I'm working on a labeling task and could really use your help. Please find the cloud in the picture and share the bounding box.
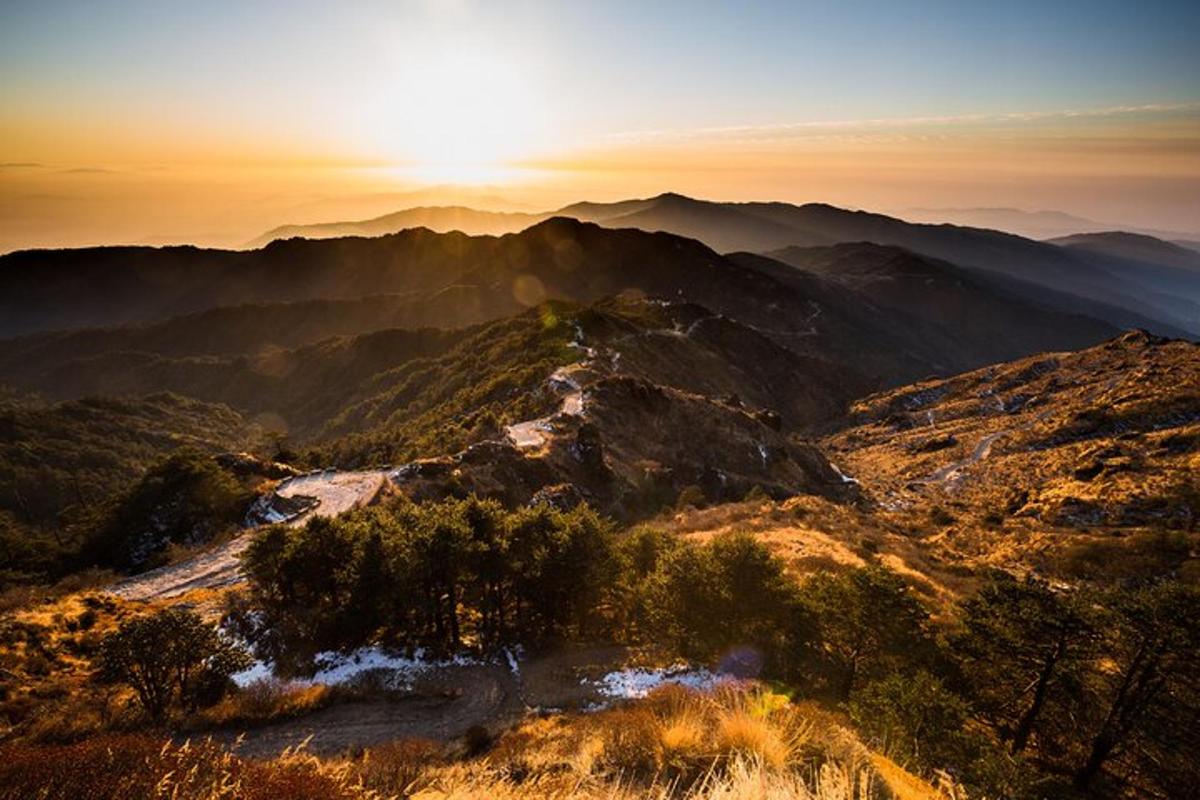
[606,102,1200,145]
[0,162,45,169]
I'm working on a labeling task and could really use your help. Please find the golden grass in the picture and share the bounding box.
[869,754,955,800]
[478,685,883,797]
[0,686,957,800]
[186,679,336,729]
[716,710,795,770]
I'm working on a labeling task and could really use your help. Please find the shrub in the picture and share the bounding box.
[849,671,969,770]
[85,449,250,571]
[676,485,707,510]
[94,607,251,721]
[645,531,800,668]
[191,679,334,728]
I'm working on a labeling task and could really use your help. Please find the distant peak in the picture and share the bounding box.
[524,215,590,235]
[651,191,702,205]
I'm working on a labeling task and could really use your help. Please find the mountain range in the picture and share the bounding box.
[895,206,1200,242]
[4,191,1198,799]
[1,197,1194,557]
[234,193,1200,337]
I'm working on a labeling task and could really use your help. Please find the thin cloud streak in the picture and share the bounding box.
[606,103,1200,145]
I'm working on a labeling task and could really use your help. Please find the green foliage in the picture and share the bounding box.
[796,563,932,699]
[0,392,253,585]
[675,485,707,510]
[1070,580,1200,794]
[851,670,1034,798]
[240,496,621,664]
[949,576,1200,797]
[850,670,969,769]
[85,449,250,570]
[953,574,1095,754]
[643,532,799,668]
[95,608,251,721]
[310,308,578,466]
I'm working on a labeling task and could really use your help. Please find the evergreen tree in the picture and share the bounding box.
[954,574,1095,753]
[1074,581,1200,793]
[798,563,930,699]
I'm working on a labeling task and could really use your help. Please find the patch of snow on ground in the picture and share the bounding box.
[829,462,859,485]
[503,647,522,677]
[593,665,724,700]
[233,646,483,690]
[232,659,274,687]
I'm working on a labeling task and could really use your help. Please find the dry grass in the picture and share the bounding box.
[0,686,957,800]
[480,685,879,796]
[185,679,337,730]
[0,734,368,800]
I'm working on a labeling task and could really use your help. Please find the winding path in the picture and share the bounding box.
[917,376,1121,487]
[505,364,588,450]
[108,470,388,601]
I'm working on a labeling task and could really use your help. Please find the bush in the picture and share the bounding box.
[95,607,251,721]
[850,670,969,769]
[643,531,800,670]
[190,679,334,729]
[85,449,249,571]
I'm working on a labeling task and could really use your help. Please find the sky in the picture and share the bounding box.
[2,0,1199,251]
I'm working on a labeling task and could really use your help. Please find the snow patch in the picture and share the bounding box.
[591,665,724,701]
[829,462,859,485]
[504,646,522,677]
[233,646,483,690]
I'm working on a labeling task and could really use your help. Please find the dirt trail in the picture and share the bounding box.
[220,664,521,758]
[919,376,1121,487]
[109,470,388,601]
[216,645,632,758]
[924,429,1011,484]
[505,364,589,450]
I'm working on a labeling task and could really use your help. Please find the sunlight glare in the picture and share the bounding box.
[380,46,552,184]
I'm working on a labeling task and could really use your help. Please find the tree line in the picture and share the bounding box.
[234,495,1199,797]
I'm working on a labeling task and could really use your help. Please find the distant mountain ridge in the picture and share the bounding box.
[1049,231,1200,273]
[230,193,1200,336]
[0,219,1116,396]
[896,206,1200,241]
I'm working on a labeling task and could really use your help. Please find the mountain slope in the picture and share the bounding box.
[0,391,256,530]
[761,242,1117,370]
[898,207,1200,241]
[244,206,547,249]
[823,330,1200,580]
[1049,231,1200,273]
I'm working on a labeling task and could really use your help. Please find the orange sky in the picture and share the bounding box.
[2,2,1198,252]
[4,104,1198,253]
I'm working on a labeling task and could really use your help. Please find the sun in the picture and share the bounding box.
[378,46,552,184]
